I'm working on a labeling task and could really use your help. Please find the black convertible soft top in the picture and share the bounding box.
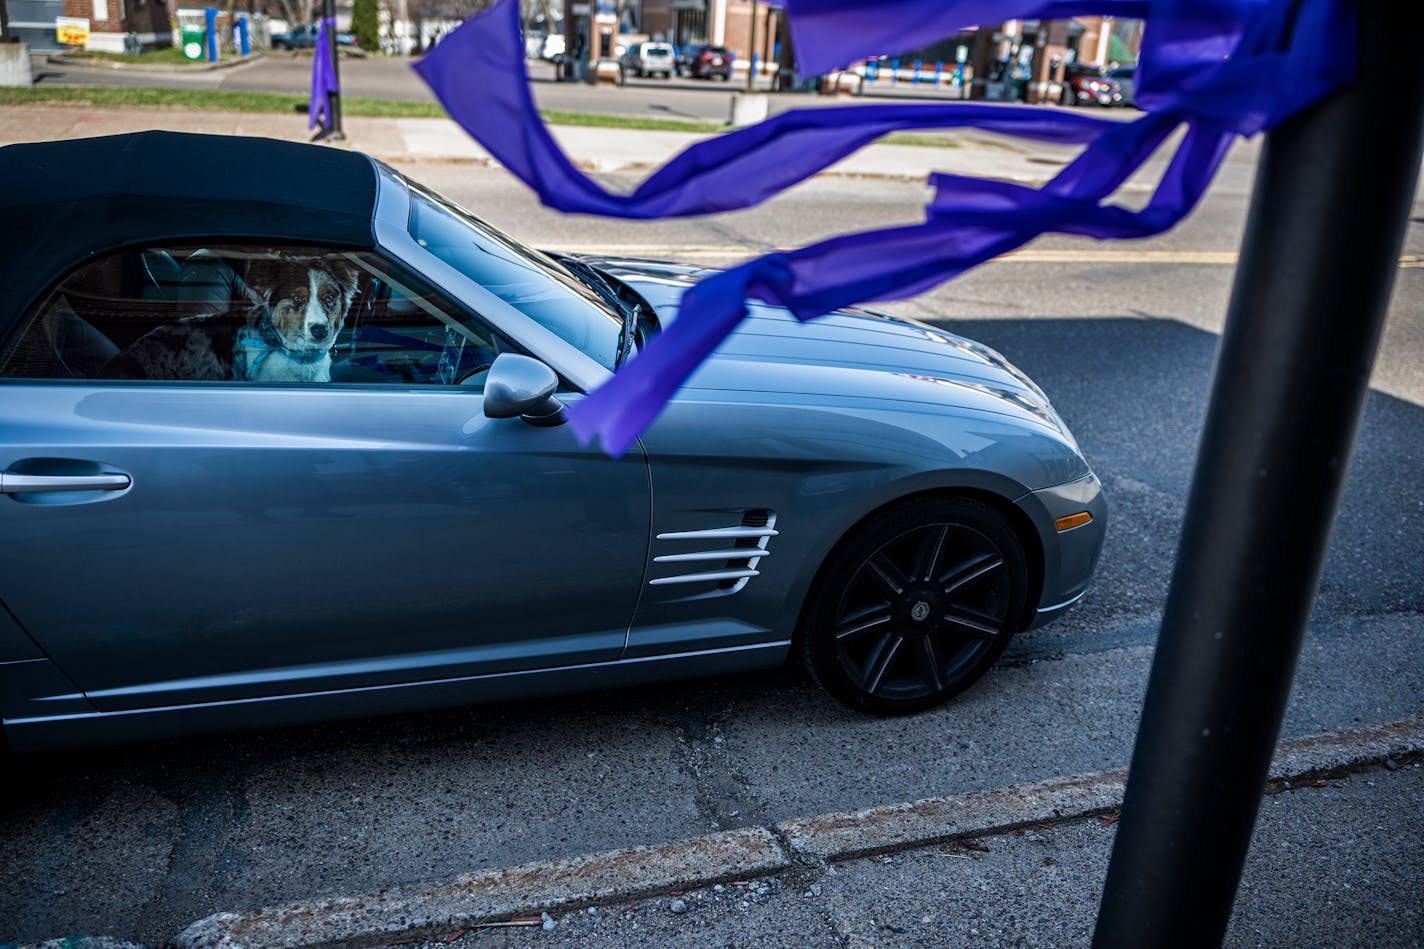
[0,131,379,336]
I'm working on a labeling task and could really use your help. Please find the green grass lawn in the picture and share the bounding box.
[61,46,209,66]
[0,85,962,145]
[0,86,721,128]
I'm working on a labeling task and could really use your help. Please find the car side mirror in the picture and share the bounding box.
[482,353,567,427]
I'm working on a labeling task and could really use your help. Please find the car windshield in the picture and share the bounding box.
[404,178,624,369]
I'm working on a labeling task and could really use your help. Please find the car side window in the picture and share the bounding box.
[0,245,504,388]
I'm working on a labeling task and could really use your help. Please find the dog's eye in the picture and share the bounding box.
[321,289,337,305]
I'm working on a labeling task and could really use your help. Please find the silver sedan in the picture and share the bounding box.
[0,132,1104,751]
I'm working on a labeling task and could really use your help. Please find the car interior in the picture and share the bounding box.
[0,245,502,387]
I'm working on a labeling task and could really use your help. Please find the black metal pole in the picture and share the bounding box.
[324,0,344,141]
[746,0,759,92]
[1094,5,1424,945]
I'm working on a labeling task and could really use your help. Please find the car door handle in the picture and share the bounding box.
[0,472,132,494]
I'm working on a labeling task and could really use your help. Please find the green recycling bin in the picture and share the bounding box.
[180,25,205,61]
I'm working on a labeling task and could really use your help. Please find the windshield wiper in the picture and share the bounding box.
[613,300,642,368]
[554,255,642,367]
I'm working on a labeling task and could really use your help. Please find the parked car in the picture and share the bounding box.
[1063,62,1122,106]
[619,41,675,78]
[677,43,733,80]
[524,31,566,61]
[0,132,1105,751]
[269,23,358,50]
[1108,64,1137,107]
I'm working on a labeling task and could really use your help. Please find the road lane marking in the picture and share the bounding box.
[548,245,1423,268]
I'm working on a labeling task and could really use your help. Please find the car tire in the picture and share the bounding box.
[800,495,1029,716]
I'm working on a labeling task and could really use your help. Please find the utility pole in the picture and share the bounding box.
[745,0,757,91]
[1093,3,1424,944]
[318,0,344,140]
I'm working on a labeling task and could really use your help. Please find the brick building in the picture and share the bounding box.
[802,12,1142,102]
[59,0,172,52]
[566,3,1141,96]
[971,15,1142,103]
[629,0,782,77]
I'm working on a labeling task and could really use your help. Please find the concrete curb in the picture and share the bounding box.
[776,768,1128,862]
[45,53,262,73]
[174,828,790,949]
[29,717,1424,949]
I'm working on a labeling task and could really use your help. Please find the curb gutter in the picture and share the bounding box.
[176,828,789,949]
[45,54,263,74]
[25,716,1424,949]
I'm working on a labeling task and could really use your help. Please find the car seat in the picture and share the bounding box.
[176,250,253,314]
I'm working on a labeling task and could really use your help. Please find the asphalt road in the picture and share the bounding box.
[405,762,1424,949]
[29,53,1126,124]
[2,137,1421,943]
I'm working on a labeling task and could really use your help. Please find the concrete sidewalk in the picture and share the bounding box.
[0,102,1082,185]
[419,760,1423,949]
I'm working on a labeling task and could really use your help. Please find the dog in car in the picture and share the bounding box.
[105,253,361,383]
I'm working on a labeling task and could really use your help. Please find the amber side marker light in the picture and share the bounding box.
[1055,512,1093,532]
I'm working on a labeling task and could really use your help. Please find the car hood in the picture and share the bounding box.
[582,256,1074,438]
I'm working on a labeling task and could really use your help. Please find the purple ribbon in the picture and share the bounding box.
[415,0,1354,456]
[413,0,1118,219]
[308,17,338,131]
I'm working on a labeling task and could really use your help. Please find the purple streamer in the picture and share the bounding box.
[413,0,1117,219]
[308,17,338,132]
[573,114,1239,454]
[782,0,1151,77]
[414,0,1354,456]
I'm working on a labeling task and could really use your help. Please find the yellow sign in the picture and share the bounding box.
[56,16,91,46]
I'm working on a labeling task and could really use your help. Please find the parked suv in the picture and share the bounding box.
[1108,64,1137,107]
[620,42,675,78]
[269,23,358,50]
[1063,62,1122,106]
[677,44,733,80]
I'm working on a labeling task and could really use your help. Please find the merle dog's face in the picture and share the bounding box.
[250,256,360,355]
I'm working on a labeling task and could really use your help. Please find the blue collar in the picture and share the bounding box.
[238,315,328,379]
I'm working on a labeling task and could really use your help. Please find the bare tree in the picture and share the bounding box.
[270,0,316,28]
[521,0,557,32]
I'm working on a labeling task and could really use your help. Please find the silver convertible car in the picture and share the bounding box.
[0,133,1104,751]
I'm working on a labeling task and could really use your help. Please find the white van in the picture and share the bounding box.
[620,41,674,78]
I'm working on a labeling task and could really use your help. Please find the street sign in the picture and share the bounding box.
[570,3,590,14]
[55,17,90,46]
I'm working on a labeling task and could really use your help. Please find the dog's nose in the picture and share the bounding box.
[310,323,330,341]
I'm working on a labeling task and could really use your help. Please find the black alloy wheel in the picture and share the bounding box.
[802,496,1028,715]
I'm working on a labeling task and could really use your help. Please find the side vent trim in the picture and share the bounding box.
[649,568,760,586]
[649,512,778,595]
[655,550,774,564]
[655,527,779,541]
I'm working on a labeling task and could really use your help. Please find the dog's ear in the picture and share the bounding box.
[242,257,278,307]
[328,259,364,304]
